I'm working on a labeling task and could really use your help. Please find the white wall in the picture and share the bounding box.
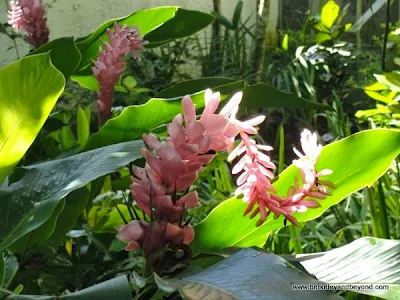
[0,0,255,67]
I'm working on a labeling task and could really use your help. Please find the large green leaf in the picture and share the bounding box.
[241,83,333,111]
[83,80,331,151]
[155,77,236,98]
[83,81,246,151]
[7,276,131,300]
[0,54,65,186]
[0,140,143,251]
[75,7,176,71]
[286,237,400,299]
[8,199,66,253]
[191,129,400,254]
[144,8,214,46]
[30,37,82,79]
[49,187,90,245]
[75,7,213,72]
[155,248,342,299]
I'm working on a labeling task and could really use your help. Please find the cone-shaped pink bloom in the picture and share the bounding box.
[117,220,194,254]
[8,0,49,47]
[92,23,148,125]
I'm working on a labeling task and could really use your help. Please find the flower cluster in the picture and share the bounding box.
[229,128,334,226]
[117,89,334,274]
[8,0,49,47]
[117,90,267,272]
[92,23,148,125]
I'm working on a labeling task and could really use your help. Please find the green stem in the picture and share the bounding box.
[377,179,390,239]
[366,187,383,238]
[0,287,16,295]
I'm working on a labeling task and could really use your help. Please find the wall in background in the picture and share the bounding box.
[0,0,255,67]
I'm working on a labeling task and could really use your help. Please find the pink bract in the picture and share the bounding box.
[92,23,148,125]
[8,0,49,47]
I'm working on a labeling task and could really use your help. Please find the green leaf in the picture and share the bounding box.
[92,205,139,233]
[122,76,137,89]
[365,81,389,91]
[84,81,331,151]
[191,129,400,254]
[241,83,333,111]
[76,7,177,70]
[286,237,400,299]
[8,199,66,253]
[0,54,65,185]
[83,80,246,151]
[6,276,132,299]
[77,106,91,148]
[70,74,99,91]
[364,90,397,104]
[2,254,18,289]
[156,248,342,299]
[0,252,4,288]
[30,37,82,80]
[231,0,243,29]
[384,72,400,88]
[144,8,214,46]
[282,34,289,51]
[155,77,236,98]
[76,7,213,71]
[49,187,90,245]
[320,0,340,29]
[0,140,143,251]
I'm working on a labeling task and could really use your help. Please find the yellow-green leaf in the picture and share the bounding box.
[0,54,65,185]
[321,0,340,29]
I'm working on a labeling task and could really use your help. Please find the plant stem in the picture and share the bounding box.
[381,0,391,72]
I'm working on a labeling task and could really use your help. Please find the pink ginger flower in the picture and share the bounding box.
[8,0,49,47]
[117,220,194,254]
[124,90,265,257]
[228,117,335,225]
[278,130,335,221]
[92,23,148,125]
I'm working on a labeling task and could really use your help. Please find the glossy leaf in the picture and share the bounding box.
[191,129,400,254]
[30,37,82,79]
[76,7,176,70]
[76,7,213,71]
[83,81,246,151]
[155,77,236,98]
[0,252,4,288]
[2,254,18,289]
[0,140,143,251]
[7,276,132,300]
[84,80,331,151]
[8,199,66,253]
[156,248,342,299]
[77,106,91,149]
[286,237,400,299]
[241,83,333,111]
[0,54,65,186]
[49,187,90,245]
[320,0,340,29]
[144,9,214,46]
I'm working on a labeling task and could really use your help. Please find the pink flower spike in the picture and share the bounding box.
[92,23,147,125]
[8,0,50,47]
